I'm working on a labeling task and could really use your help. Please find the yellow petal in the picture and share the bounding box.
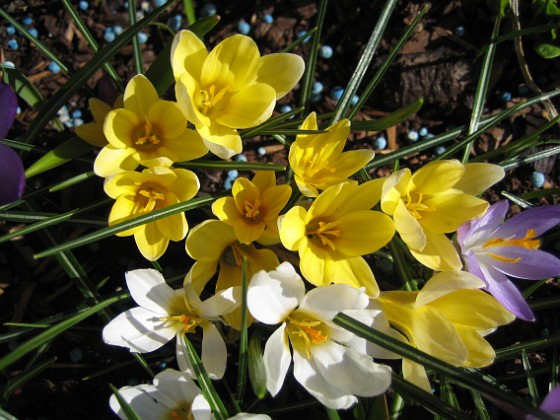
[279,206,307,250]
[393,199,426,251]
[134,222,169,261]
[232,177,260,214]
[186,220,237,261]
[256,53,305,99]
[402,359,432,392]
[108,196,142,236]
[161,129,208,162]
[333,178,384,217]
[409,231,462,271]
[455,326,497,368]
[156,206,188,242]
[335,210,395,255]
[416,271,485,306]
[124,74,159,118]
[251,170,275,193]
[381,168,411,215]
[171,30,208,80]
[103,171,141,199]
[453,163,505,196]
[212,197,240,224]
[93,146,137,177]
[299,240,332,286]
[300,111,318,131]
[420,193,489,234]
[333,256,379,298]
[233,219,265,244]
[175,74,207,126]
[198,123,242,159]
[148,100,187,139]
[260,184,291,219]
[215,83,276,129]
[75,122,106,147]
[409,160,464,194]
[89,97,112,122]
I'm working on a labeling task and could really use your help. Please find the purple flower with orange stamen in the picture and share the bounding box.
[457,200,560,321]
[0,82,25,205]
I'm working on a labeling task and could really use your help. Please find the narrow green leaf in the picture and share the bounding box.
[500,145,560,170]
[189,14,221,38]
[247,329,267,399]
[522,349,540,405]
[127,0,143,74]
[183,0,196,25]
[176,160,285,171]
[0,295,125,370]
[235,256,250,403]
[470,389,491,420]
[1,66,44,109]
[351,99,423,132]
[0,407,18,420]
[25,137,95,178]
[49,171,98,192]
[3,357,57,400]
[34,194,220,258]
[109,384,142,420]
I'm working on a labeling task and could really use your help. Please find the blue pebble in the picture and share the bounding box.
[330,86,344,101]
[227,169,239,179]
[16,106,21,114]
[374,136,387,150]
[200,2,217,16]
[419,127,428,137]
[319,45,333,59]
[312,81,323,94]
[435,145,446,155]
[28,28,38,38]
[238,20,251,35]
[79,0,89,10]
[104,28,116,42]
[351,94,359,106]
[280,104,292,113]
[167,14,182,31]
[455,26,465,36]
[531,171,545,188]
[22,16,33,26]
[2,60,15,68]
[72,109,83,119]
[153,0,167,7]
[234,154,248,162]
[48,62,61,74]
[296,30,311,43]
[73,118,84,126]
[6,25,16,36]
[159,361,168,369]
[7,39,19,51]
[113,25,123,35]
[224,177,233,190]
[137,32,149,44]
[69,347,83,362]
[500,91,512,102]
[257,147,267,156]
[264,14,273,24]
[425,133,434,139]
[407,130,419,142]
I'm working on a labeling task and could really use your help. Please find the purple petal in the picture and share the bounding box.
[479,261,535,321]
[465,251,488,286]
[0,83,18,140]
[0,144,25,204]
[540,384,560,414]
[489,247,560,280]
[496,205,560,239]
[457,200,509,249]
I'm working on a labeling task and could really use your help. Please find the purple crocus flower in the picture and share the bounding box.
[527,384,560,419]
[0,82,25,205]
[457,200,560,321]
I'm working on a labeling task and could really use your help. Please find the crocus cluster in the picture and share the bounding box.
[88,28,560,418]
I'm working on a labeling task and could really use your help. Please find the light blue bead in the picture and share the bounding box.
[500,91,512,102]
[238,20,251,35]
[234,154,248,162]
[296,30,311,42]
[264,14,273,23]
[312,81,323,94]
[113,25,123,35]
[73,118,84,126]
[407,130,419,142]
[455,26,465,36]
[79,0,89,10]
[201,2,217,16]
[425,133,434,139]
[351,94,359,106]
[319,45,333,59]
[330,86,344,101]
[227,169,239,179]
[72,109,82,119]
[2,60,15,68]
[104,28,116,43]
[280,104,292,113]
[224,178,233,190]
[374,136,387,150]
[435,145,446,155]
[6,25,16,36]
[28,28,38,38]
[531,171,545,188]
[22,16,33,26]
[48,62,61,73]
[7,39,19,51]
[257,147,267,156]
[419,127,428,137]
[137,32,149,44]
[69,347,83,362]
[167,15,182,31]
[153,0,167,7]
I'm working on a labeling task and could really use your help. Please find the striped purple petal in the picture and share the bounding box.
[0,82,17,140]
[495,205,560,239]
[489,247,560,280]
[0,144,25,204]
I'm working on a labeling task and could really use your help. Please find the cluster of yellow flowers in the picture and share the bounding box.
[80,29,521,410]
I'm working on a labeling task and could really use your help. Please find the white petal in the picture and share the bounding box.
[125,269,178,314]
[263,323,292,396]
[196,286,241,318]
[299,284,369,321]
[228,414,271,420]
[176,334,195,377]
[310,341,392,398]
[109,385,169,419]
[201,321,228,379]
[247,263,304,324]
[154,369,207,414]
[292,349,357,409]
[102,307,178,352]
[192,394,213,420]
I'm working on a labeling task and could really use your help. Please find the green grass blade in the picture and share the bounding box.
[247,329,267,399]
[24,0,176,145]
[470,389,491,420]
[521,349,540,406]
[3,356,57,400]
[351,99,424,132]
[330,0,399,124]
[183,0,196,25]
[0,295,126,370]
[176,160,285,171]
[235,256,250,403]
[49,171,97,192]
[501,145,560,171]
[127,0,143,74]
[33,194,220,258]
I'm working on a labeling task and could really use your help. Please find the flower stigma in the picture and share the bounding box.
[243,199,262,222]
[307,220,341,250]
[286,313,329,359]
[136,118,161,147]
[482,228,540,263]
[199,84,230,115]
[161,314,198,333]
[138,187,165,212]
[405,192,435,219]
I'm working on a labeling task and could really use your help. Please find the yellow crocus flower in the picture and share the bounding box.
[75,96,122,147]
[94,74,208,177]
[172,30,305,159]
[279,180,394,297]
[378,270,515,391]
[105,166,200,261]
[211,171,291,245]
[380,160,504,271]
[289,112,375,197]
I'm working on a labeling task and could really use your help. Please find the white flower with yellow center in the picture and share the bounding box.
[102,269,240,379]
[247,262,392,409]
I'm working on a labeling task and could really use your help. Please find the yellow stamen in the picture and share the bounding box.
[486,253,521,263]
[136,119,161,146]
[287,316,329,359]
[200,84,229,115]
[307,220,341,251]
[161,314,198,332]
[138,188,165,212]
[405,192,435,219]
[482,228,540,264]
[244,199,261,222]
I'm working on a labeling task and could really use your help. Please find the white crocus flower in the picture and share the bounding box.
[109,369,211,420]
[103,269,240,379]
[247,262,392,409]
